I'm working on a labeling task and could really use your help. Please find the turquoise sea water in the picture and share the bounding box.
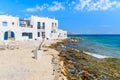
[68,35,120,58]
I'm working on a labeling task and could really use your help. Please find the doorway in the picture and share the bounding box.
[4,31,15,40]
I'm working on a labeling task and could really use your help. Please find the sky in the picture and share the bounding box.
[0,0,120,34]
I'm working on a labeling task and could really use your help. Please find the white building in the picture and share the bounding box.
[0,15,67,41]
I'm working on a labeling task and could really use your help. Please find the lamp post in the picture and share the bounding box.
[38,35,45,50]
[34,34,45,60]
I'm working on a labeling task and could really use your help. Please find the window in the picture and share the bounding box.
[2,21,8,26]
[38,32,40,37]
[42,32,45,38]
[37,22,41,29]
[27,21,30,26]
[54,30,56,33]
[42,22,45,29]
[22,33,28,36]
[64,33,66,36]
[28,33,33,39]
[12,22,14,25]
[55,23,57,27]
[52,22,54,27]
[19,21,23,27]
[22,32,33,39]
[51,30,55,33]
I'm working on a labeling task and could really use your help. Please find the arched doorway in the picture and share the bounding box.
[4,31,15,40]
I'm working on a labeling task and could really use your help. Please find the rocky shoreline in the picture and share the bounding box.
[50,39,120,80]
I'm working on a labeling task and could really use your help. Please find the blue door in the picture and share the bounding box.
[4,32,8,40]
[11,32,15,38]
[4,31,15,40]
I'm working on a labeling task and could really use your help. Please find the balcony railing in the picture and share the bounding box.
[37,26,45,29]
[20,24,33,28]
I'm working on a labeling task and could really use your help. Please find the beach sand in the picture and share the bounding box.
[0,39,60,80]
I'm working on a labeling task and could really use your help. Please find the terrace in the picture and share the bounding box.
[19,19,33,28]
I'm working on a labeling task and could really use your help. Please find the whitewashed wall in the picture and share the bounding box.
[30,16,58,39]
[0,15,22,41]
[0,15,67,41]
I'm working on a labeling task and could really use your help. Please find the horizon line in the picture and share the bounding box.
[68,34,120,35]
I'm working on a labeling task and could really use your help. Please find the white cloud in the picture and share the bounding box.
[48,2,65,11]
[26,8,35,12]
[26,4,49,12]
[74,0,91,10]
[74,0,120,11]
[116,2,120,8]
[25,0,120,12]
[26,2,65,12]
[71,1,76,5]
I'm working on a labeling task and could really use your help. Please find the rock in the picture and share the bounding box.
[68,69,75,74]
[50,38,120,80]
[82,71,90,79]
[94,73,100,78]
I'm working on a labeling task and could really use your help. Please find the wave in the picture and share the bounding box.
[83,51,108,59]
